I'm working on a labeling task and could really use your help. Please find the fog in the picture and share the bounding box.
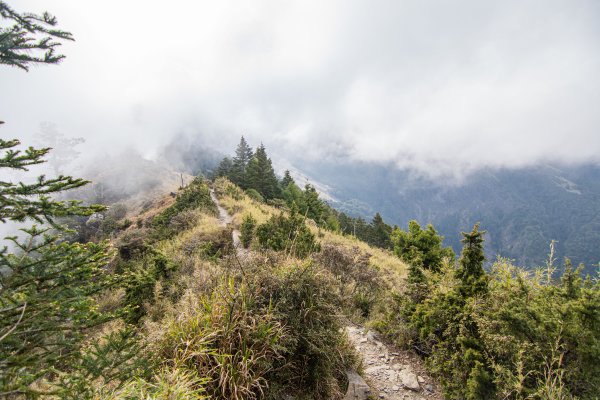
[2,0,600,179]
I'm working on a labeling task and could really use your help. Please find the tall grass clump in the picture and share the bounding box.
[147,258,358,400]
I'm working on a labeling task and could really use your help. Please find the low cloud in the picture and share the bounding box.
[2,0,599,179]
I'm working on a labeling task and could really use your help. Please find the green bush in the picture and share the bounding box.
[240,214,256,248]
[382,226,600,399]
[245,188,264,202]
[391,220,455,272]
[255,207,320,258]
[123,248,178,323]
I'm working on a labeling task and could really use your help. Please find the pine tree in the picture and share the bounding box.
[302,184,325,223]
[230,136,253,188]
[369,213,393,249]
[246,144,280,200]
[0,1,74,70]
[280,170,295,188]
[214,156,233,178]
[455,223,488,298]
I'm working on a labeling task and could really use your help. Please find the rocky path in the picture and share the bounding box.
[345,325,442,400]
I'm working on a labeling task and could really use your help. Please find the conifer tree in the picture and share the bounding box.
[0,6,132,395]
[280,169,295,188]
[369,213,393,249]
[230,136,253,188]
[455,223,488,298]
[246,144,280,200]
[302,184,325,222]
[214,156,233,178]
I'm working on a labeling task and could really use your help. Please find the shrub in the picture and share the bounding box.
[384,226,600,399]
[240,214,256,248]
[152,178,216,239]
[255,207,320,258]
[391,220,454,272]
[245,188,264,203]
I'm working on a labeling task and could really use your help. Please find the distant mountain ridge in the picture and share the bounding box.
[295,160,600,275]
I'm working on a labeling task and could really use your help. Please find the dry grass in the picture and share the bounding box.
[214,177,408,289]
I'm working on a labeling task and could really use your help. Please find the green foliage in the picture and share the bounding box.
[392,220,455,272]
[54,326,152,399]
[368,213,393,249]
[455,224,488,298]
[123,248,178,323]
[246,144,281,200]
[214,156,233,179]
[245,188,264,203]
[255,206,320,258]
[0,133,123,397]
[0,228,116,396]
[230,136,254,189]
[240,214,256,248]
[280,169,295,188]
[0,1,74,70]
[336,211,394,249]
[382,225,600,399]
[152,177,216,239]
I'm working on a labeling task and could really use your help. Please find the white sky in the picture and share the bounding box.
[2,0,599,178]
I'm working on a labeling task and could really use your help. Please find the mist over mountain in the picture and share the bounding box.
[294,159,600,274]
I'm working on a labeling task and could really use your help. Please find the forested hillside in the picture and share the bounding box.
[297,160,600,275]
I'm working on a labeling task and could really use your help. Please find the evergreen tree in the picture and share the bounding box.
[230,136,253,188]
[302,184,325,223]
[455,223,488,298]
[246,144,280,200]
[0,140,116,396]
[392,220,454,271]
[369,213,393,249]
[0,1,74,70]
[280,169,295,188]
[0,8,136,395]
[214,156,233,178]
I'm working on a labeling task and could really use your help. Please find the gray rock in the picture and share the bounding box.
[344,370,371,400]
[398,370,421,391]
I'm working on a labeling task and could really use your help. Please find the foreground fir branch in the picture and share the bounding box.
[0,1,73,70]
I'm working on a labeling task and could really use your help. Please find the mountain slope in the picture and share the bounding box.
[296,161,600,274]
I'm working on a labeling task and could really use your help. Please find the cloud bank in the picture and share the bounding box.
[2,0,599,178]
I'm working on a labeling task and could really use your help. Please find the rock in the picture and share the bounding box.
[344,370,371,400]
[425,384,434,392]
[398,370,421,391]
[417,375,425,383]
[392,385,400,391]
[379,393,385,398]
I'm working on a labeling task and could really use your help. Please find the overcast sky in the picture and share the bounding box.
[2,0,599,178]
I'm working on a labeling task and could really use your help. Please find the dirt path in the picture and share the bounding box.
[210,188,241,249]
[209,188,441,399]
